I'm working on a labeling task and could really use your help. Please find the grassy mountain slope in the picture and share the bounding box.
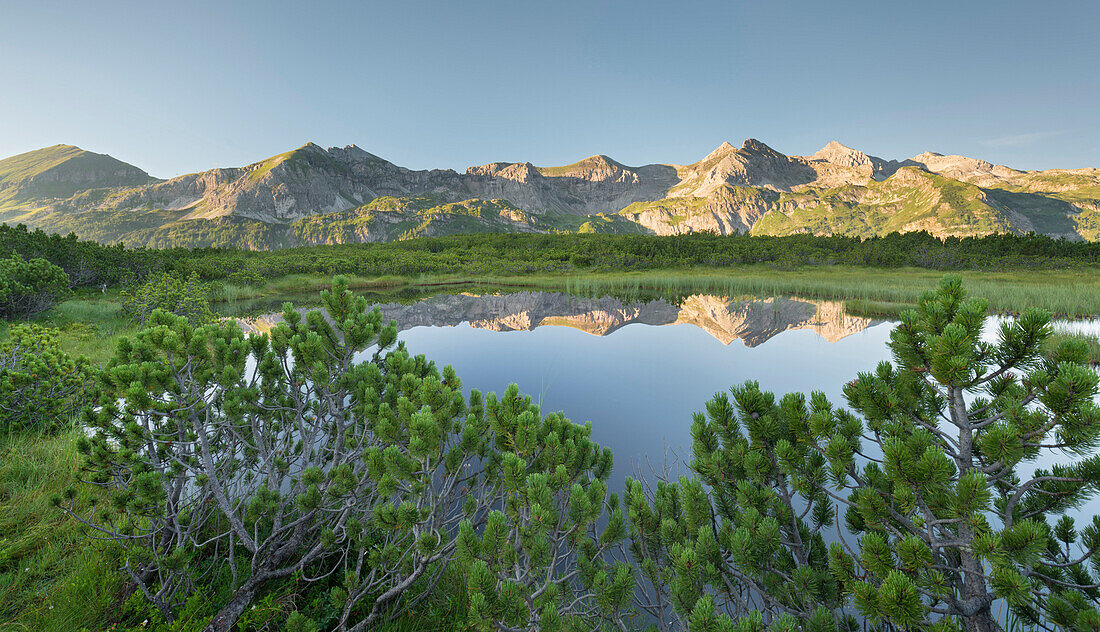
[119,196,548,249]
[0,145,155,209]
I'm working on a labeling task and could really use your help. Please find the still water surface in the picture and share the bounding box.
[391,299,890,484]
[241,290,1100,494]
[256,291,1090,491]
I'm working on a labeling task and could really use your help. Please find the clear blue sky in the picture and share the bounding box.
[1,0,1096,178]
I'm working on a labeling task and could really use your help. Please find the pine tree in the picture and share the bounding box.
[455,384,633,632]
[812,276,1100,631]
[624,386,856,631]
[62,278,500,631]
[0,324,91,432]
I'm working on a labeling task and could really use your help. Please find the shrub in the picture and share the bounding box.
[0,325,91,432]
[0,253,71,319]
[66,278,626,632]
[120,271,218,326]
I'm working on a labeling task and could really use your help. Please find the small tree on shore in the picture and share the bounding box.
[455,384,632,632]
[120,271,218,326]
[66,278,476,630]
[811,276,1100,631]
[0,253,71,319]
[63,277,629,632]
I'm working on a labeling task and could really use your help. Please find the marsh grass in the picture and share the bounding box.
[0,429,121,632]
[31,297,136,365]
[213,273,410,303]
[207,265,1100,318]
[516,266,1100,318]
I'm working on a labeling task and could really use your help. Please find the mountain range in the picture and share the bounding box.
[1,139,1097,248]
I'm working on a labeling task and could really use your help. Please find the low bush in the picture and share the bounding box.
[0,324,91,432]
[120,271,219,326]
[0,253,71,319]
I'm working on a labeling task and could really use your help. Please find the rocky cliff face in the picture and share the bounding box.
[84,143,473,222]
[464,155,678,214]
[3,138,1099,245]
[238,291,881,347]
[671,139,821,196]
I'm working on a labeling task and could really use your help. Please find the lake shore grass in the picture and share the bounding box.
[4,265,1098,363]
[213,265,1100,319]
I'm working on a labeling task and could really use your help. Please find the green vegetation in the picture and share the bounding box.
[838,279,1100,630]
[120,272,219,326]
[0,224,158,287]
[5,293,136,365]
[0,325,91,433]
[0,429,122,632]
[1,277,1097,631]
[1045,330,1100,366]
[4,226,1100,630]
[0,254,71,319]
[11,227,1100,283]
[68,279,627,631]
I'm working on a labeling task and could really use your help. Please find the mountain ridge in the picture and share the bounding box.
[1,138,1097,248]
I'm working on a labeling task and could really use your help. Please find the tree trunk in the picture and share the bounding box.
[950,386,1005,632]
[963,608,1005,632]
[203,576,263,632]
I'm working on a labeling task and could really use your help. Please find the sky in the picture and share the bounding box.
[0,0,1097,178]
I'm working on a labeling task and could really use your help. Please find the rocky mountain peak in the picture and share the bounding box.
[740,138,780,155]
[905,151,1020,180]
[811,141,874,167]
[326,144,386,164]
[465,161,541,183]
[587,154,620,168]
[702,141,736,162]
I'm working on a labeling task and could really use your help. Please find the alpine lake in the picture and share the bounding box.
[226,286,1100,507]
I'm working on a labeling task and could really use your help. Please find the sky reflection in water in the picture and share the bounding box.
[391,305,896,487]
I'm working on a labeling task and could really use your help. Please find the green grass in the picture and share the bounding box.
[0,429,122,632]
[385,266,1100,319]
[212,266,1100,319]
[9,293,136,365]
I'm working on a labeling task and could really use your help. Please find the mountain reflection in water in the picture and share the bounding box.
[236,292,1099,518]
[240,291,880,347]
